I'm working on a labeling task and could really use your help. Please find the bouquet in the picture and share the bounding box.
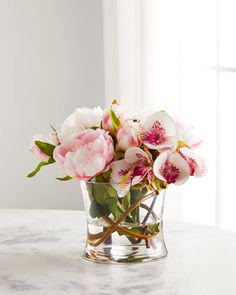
[28,99,206,262]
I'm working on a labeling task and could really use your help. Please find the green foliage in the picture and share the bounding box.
[27,161,51,178]
[104,197,117,218]
[56,176,72,181]
[35,141,56,158]
[129,227,142,235]
[147,223,160,234]
[112,98,118,105]
[110,108,121,131]
[89,200,109,218]
[130,188,147,221]
[114,150,125,159]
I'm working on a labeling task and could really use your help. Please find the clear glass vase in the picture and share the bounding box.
[80,181,167,263]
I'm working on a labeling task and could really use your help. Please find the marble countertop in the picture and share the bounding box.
[0,210,235,295]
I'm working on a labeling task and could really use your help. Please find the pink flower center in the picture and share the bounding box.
[160,161,180,183]
[133,166,146,177]
[141,121,166,146]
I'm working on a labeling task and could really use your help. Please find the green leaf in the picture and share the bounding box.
[95,169,111,183]
[56,175,72,181]
[110,108,121,131]
[89,200,108,218]
[35,141,56,158]
[122,192,131,211]
[114,150,125,159]
[27,161,49,178]
[107,186,118,198]
[129,227,142,235]
[147,223,160,234]
[91,183,110,205]
[112,98,119,105]
[104,197,117,218]
[130,187,147,221]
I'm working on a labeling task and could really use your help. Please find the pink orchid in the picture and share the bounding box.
[53,129,114,180]
[153,151,190,185]
[140,111,177,151]
[176,120,202,149]
[110,147,150,197]
[178,147,207,177]
[30,132,59,162]
[116,120,140,151]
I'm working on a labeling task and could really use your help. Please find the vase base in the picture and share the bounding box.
[83,237,168,264]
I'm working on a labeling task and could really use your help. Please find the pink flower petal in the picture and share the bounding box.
[124,147,148,164]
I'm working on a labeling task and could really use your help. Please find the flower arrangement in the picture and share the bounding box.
[28,100,206,262]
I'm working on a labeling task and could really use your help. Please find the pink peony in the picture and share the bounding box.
[53,129,114,180]
[30,132,59,162]
[116,120,140,151]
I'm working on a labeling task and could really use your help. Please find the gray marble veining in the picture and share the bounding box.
[0,209,235,295]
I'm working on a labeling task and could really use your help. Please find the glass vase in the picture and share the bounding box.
[80,181,167,263]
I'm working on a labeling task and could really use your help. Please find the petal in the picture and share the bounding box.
[125,147,148,164]
[179,147,207,177]
[142,111,177,136]
[110,179,131,198]
[153,152,169,182]
[168,152,190,185]
[110,159,133,183]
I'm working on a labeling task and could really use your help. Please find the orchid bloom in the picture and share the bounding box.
[140,111,177,151]
[110,147,150,197]
[178,147,207,177]
[153,151,190,185]
[176,120,202,149]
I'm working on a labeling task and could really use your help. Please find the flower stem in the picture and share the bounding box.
[90,191,158,247]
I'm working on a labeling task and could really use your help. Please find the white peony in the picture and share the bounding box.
[59,107,103,142]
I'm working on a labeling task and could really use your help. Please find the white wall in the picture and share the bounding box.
[0,0,105,209]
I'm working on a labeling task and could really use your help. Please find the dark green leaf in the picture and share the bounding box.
[104,197,117,218]
[56,175,72,181]
[95,169,111,183]
[27,161,48,178]
[114,150,125,159]
[91,183,109,205]
[35,141,56,158]
[89,200,108,218]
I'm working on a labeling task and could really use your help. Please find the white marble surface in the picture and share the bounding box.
[0,210,235,295]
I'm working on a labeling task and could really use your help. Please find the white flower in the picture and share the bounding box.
[153,151,190,185]
[59,107,103,142]
[140,111,177,151]
[176,120,202,149]
[110,147,150,197]
[179,147,207,177]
